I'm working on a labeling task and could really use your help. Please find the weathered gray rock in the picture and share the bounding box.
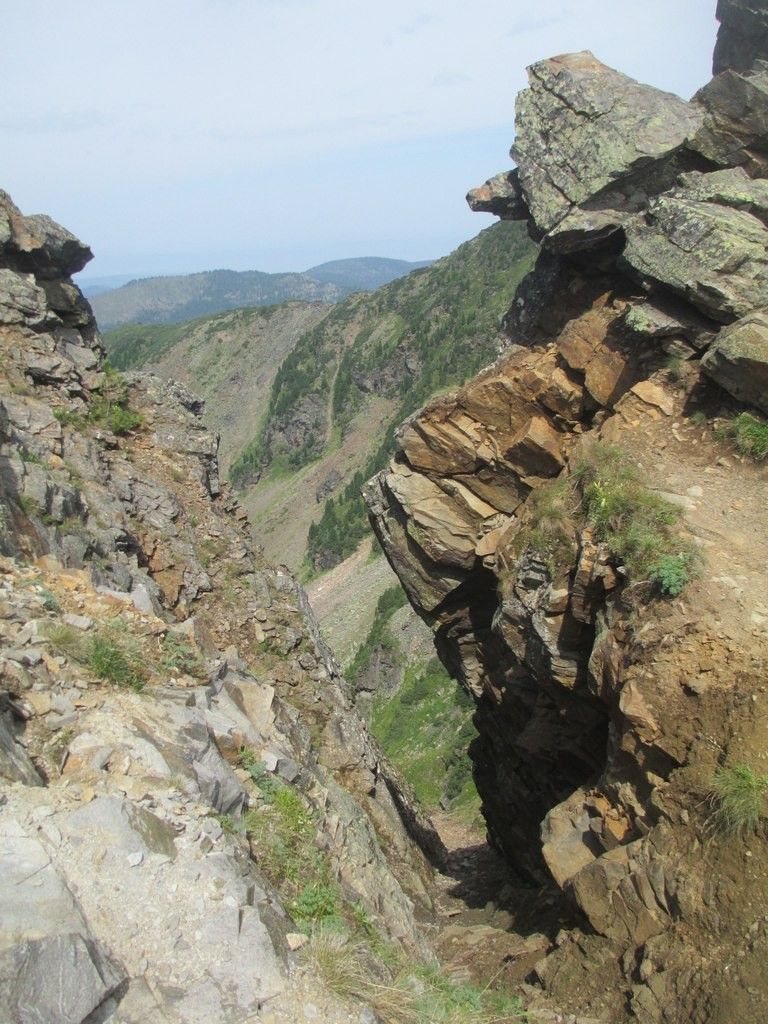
[0,269,52,330]
[701,308,768,412]
[466,170,529,219]
[0,819,86,948]
[63,797,178,859]
[0,714,42,785]
[0,191,92,279]
[0,933,125,1024]
[713,0,768,76]
[622,168,768,322]
[692,61,768,171]
[623,295,717,350]
[511,51,704,237]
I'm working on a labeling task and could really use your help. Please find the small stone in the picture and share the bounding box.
[63,612,93,630]
[6,648,43,667]
[45,710,77,731]
[200,817,223,841]
[127,851,144,867]
[51,693,75,715]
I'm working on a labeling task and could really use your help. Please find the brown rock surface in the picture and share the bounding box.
[367,22,768,1024]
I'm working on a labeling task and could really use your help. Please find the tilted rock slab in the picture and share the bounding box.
[622,167,768,322]
[511,51,704,237]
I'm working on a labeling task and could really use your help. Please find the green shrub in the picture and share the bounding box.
[575,444,696,590]
[710,763,768,837]
[87,634,145,691]
[53,407,86,429]
[648,552,694,597]
[106,404,143,435]
[719,412,768,461]
[238,748,281,799]
[38,587,61,613]
[88,397,143,435]
[160,633,206,677]
[290,882,339,926]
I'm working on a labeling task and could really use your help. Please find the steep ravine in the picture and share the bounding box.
[366,6,768,1023]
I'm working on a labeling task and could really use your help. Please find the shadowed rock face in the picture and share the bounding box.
[713,0,768,76]
[367,23,768,1024]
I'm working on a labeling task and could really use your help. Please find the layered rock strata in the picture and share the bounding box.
[368,26,768,1024]
[0,190,444,1024]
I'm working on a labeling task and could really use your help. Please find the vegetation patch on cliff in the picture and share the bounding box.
[518,444,698,597]
[576,444,697,595]
[371,655,479,815]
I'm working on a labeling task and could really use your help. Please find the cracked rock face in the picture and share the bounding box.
[621,168,768,322]
[713,0,768,76]
[511,51,705,238]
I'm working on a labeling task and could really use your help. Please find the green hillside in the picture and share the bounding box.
[91,257,431,331]
[230,220,536,571]
[103,302,332,478]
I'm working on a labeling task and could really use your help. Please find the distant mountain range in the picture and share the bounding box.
[88,256,432,330]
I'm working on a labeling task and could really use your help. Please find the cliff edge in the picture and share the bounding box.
[366,14,768,1024]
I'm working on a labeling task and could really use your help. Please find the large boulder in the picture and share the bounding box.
[701,308,768,412]
[0,191,92,279]
[713,0,768,76]
[510,52,704,238]
[692,61,768,172]
[622,168,768,322]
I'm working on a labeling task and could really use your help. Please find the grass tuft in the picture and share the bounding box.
[302,925,527,1022]
[710,763,768,838]
[575,444,697,594]
[716,411,768,461]
[45,620,146,691]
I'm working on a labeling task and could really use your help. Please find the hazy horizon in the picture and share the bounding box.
[4,1,718,279]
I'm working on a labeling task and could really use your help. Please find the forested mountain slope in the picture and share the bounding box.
[92,256,431,330]
[232,219,536,573]
[105,301,331,476]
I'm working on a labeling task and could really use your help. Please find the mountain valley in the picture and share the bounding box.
[2,2,768,1022]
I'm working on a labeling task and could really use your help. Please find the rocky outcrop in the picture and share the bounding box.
[701,307,768,411]
[510,52,705,242]
[0,189,448,1023]
[367,22,768,1024]
[713,0,768,76]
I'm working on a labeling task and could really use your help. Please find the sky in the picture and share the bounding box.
[2,1,718,280]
